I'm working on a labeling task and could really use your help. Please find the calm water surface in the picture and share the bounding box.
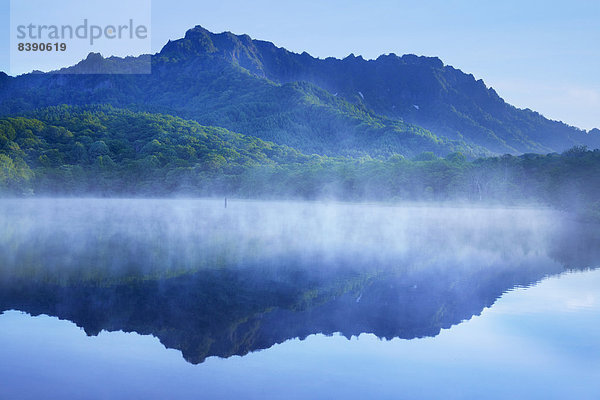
[0,199,599,399]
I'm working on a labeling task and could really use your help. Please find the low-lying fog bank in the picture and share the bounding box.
[0,198,597,282]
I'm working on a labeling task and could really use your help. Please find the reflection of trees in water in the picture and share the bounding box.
[1,201,599,364]
[1,219,598,365]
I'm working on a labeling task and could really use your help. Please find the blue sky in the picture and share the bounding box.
[1,0,598,129]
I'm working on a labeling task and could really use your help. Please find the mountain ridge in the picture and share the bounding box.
[0,51,478,158]
[157,25,599,154]
[1,25,598,157]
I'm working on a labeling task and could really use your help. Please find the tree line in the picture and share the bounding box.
[1,105,598,220]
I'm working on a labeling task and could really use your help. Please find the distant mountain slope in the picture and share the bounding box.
[1,25,598,156]
[0,54,475,159]
[159,26,600,154]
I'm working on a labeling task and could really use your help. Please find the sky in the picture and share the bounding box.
[1,0,598,129]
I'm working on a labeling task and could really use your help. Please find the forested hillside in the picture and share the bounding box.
[159,26,600,154]
[0,54,475,159]
[0,105,308,194]
[2,26,598,159]
[1,106,598,221]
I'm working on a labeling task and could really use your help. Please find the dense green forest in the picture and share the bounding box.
[1,105,598,220]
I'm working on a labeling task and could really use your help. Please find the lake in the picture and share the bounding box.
[1,199,599,399]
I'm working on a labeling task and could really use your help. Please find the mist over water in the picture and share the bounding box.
[0,198,578,282]
[0,198,599,366]
[1,197,600,400]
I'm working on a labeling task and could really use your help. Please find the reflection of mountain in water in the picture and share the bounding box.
[0,200,599,364]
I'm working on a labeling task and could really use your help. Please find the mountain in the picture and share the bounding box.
[3,26,598,157]
[158,26,600,154]
[0,53,476,159]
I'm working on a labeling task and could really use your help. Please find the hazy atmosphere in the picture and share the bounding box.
[1,0,599,129]
[1,1,599,398]
[1,199,599,398]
